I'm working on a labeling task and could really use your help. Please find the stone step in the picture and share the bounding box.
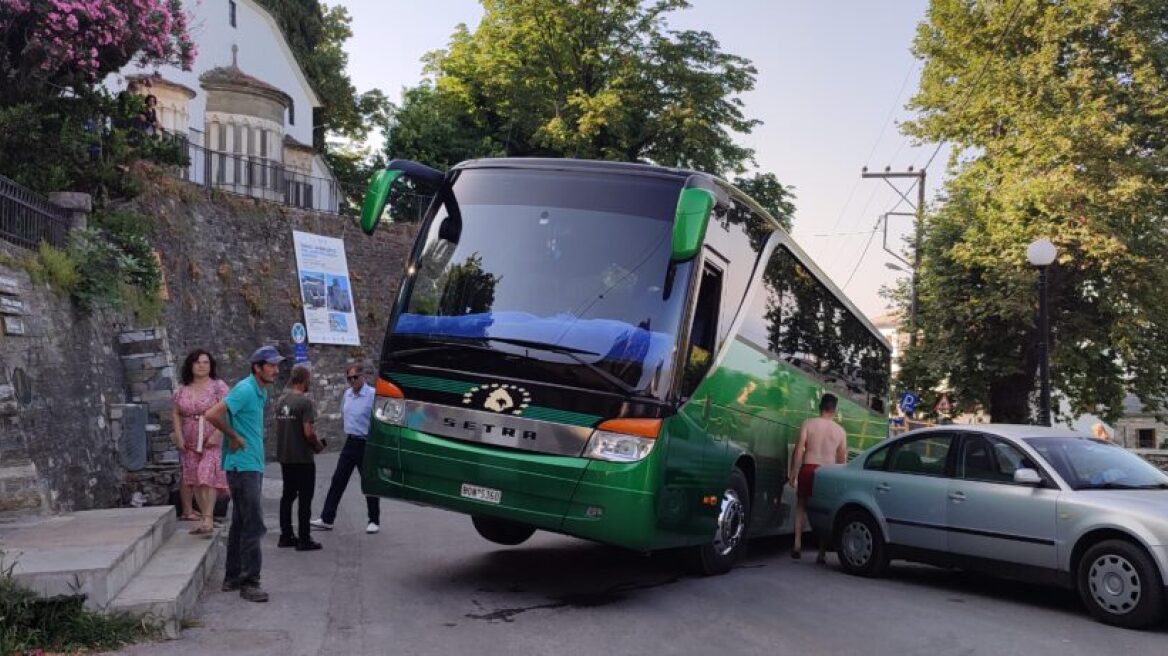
[2,506,175,610]
[109,524,224,638]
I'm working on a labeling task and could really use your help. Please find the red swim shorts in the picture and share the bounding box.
[797,463,820,499]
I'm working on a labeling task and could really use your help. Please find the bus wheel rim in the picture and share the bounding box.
[842,520,873,566]
[1088,554,1141,615]
[712,488,745,557]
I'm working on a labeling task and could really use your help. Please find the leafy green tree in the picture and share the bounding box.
[899,0,1168,423]
[734,173,795,231]
[388,0,763,176]
[256,1,391,145]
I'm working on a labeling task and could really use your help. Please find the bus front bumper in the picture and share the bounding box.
[362,424,663,552]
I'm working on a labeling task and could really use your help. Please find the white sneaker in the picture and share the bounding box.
[310,518,333,531]
[365,522,380,534]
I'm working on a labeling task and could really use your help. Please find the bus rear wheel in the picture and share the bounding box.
[472,515,536,546]
[689,467,750,576]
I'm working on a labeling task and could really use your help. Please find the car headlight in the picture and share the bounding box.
[374,397,406,426]
[584,430,656,463]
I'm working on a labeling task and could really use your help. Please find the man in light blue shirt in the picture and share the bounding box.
[312,364,381,534]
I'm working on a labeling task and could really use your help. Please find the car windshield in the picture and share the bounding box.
[1024,436,1168,490]
[386,167,690,399]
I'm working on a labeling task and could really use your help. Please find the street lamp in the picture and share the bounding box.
[1027,238,1057,426]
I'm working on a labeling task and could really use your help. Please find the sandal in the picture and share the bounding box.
[189,525,214,536]
[180,513,201,521]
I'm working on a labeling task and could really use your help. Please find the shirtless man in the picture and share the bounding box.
[787,393,847,563]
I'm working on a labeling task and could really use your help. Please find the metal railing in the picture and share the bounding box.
[166,137,342,214]
[0,174,71,250]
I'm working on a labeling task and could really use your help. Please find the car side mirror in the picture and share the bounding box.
[1014,468,1042,485]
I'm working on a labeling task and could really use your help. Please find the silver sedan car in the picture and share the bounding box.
[808,425,1168,629]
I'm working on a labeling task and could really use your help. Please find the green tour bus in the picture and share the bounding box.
[357,158,890,574]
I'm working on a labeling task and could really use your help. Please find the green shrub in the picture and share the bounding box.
[26,243,81,295]
[0,90,182,202]
[0,559,156,654]
[65,213,162,315]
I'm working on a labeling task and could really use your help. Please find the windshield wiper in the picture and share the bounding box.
[482,337,644,398]
[387,335,495,359]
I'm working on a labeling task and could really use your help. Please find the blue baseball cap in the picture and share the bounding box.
[249,345,285,365]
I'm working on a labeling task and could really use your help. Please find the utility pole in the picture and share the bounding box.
[862,166,926,346]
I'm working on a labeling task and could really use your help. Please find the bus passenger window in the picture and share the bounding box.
[680,264,723,398]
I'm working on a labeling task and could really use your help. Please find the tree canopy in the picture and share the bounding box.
[898,0,1168,423]
[0,0,194,105]
[256,0,390,146]
[389,0,765,176]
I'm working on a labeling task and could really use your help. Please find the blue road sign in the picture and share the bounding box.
[899,391,920,414]
[291,322,307,344]
[294,342,309,364]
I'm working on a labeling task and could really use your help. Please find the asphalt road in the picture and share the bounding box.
[120,453,1167,656]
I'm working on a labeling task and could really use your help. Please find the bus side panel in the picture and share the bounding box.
[707,338,888,536]
[705,339,803,534]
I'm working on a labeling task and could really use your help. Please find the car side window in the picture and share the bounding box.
[864,445,890,470]
[887,435,952,476]
[959,435,1010,482]
[990,438,1039,479]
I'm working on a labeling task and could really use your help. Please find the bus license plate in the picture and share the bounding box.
[460,483,501,504]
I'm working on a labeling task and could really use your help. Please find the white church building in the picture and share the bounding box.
[106,0,339,212]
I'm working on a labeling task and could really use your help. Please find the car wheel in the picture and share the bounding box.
[835,509,888,578]
[1077,539,1166,629]
[471,515,536,546]
[688,467,751,576]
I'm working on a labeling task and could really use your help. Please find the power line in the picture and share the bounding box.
[803,229,885,238]
[829,58,918,234]
[919,0,1026,172]
[842,218,882,290]
[865,60,919,167]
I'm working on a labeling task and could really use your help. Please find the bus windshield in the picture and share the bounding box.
[386,167,691,400]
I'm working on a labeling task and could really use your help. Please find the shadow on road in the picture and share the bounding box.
[409,540,688,622]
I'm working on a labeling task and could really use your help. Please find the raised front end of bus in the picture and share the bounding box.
[359,159,717,553]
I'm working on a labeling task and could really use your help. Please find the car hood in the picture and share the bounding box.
[1068,489,1168,517]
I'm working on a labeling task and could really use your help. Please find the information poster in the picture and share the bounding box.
[292,230,360,345]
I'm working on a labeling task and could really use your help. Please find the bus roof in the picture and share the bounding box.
[453,157,708,183]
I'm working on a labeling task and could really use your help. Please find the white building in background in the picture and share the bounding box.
[105,0,338,212]
[872,312,907,378]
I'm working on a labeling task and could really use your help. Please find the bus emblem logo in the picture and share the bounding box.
[463,383,532,416]
[485,389,514,413]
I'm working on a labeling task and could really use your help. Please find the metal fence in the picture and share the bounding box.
[0,174,71,250]
[168,137,342,214]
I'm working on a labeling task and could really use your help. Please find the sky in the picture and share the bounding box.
[338,0,949,321]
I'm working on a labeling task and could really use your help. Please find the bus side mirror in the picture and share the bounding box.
[360,169,406,235]
[359,160,446,235]
[671,187,715,261]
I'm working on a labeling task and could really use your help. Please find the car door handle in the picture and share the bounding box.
[875,482,891,493]
[948,491,966,502]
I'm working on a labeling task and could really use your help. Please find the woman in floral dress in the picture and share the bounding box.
[170,349,230,535]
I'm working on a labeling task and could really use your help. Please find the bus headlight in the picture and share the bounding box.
[584,430,655,463]
[374,397,406,426]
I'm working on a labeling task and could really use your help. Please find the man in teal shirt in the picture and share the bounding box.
[206,346,283,602]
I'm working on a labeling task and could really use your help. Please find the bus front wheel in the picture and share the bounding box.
[689,467,751,576]
[472,515,536,546]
